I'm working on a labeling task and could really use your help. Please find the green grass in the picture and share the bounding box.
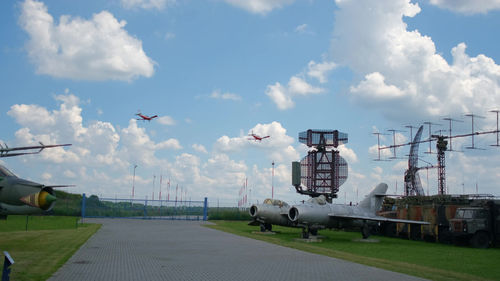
[207,221,500,281]
[0,216,100,281]
[0,215,82,232]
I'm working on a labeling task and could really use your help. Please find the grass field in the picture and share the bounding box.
[207,221,500,281]
[0,216,100,281]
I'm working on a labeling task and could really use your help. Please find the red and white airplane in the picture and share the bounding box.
[248,131,270,142]
[136,111,158,121]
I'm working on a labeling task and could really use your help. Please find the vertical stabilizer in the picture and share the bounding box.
[358,183,388,213]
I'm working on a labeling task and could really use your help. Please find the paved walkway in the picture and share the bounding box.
[48,219,427,281]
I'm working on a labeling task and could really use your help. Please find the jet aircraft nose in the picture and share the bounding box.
[20,190,57,210]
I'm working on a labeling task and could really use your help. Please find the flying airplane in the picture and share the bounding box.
[248,131,270,142]
[136,111,158,121]
[288,183,430,238]
[0,142,71,158]
[248,198,295,231]
[0,143,73,219]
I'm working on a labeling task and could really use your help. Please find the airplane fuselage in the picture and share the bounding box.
[289,202,372,230]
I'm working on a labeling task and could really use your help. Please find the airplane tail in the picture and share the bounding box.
[358,183,388,214]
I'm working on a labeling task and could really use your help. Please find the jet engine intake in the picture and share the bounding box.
[249,205,258,217]
[288,207,299,222]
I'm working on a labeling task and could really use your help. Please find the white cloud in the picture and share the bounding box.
[192,144,208,154]
[157,116,176,126]
[338,145,358,164]
[41,172,52,181]
[214,121,299,162]
[165,32,176,40]
[288,76,324,95]
[210,90,242,101]
[121,0,176,10]
[6,93,184,195]
[307,60,337,83]
[266,58,335,110]
[266,76,324,110]
[19,0,155,81]
[331,0,500,120]
[351,72,405,99]
[223,0,295,15]
[5,93,305,202]
[295,24,308,33]
[156,138,182,150]
[429,0,500,14]
[265,82,294,110]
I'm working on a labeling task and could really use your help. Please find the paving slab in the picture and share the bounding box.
[48,218,428,281]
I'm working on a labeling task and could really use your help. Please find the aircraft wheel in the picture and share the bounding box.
[470,231,490,248]
[361,224,371,239]
[302,228,309,239]
[260,224,266,232]
[309,228,318,236]
[265,223,272,231]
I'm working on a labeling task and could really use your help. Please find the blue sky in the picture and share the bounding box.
[1,0,500,206]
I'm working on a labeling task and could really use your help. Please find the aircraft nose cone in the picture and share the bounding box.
[38,191,57,210]
[45,193,57,204]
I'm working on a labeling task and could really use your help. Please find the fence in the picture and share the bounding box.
[81,193,208,221]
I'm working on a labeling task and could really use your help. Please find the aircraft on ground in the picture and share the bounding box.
[248,198,295,231]
[248,131,270,142]
[287,183,430,238]
[136,111,158,121]
[0,143,73,219]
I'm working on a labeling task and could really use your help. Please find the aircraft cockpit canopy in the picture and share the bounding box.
[0,165,16,177]
[263,198,289,207]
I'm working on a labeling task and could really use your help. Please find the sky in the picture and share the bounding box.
[1,0,500,207]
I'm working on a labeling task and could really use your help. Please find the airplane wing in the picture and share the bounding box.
[328,213,430,225]
[0,143,71,158]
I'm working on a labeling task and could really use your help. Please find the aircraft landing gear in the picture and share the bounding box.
[302,228,309,239]
[361,223,371,239]
[260,223,272,232]
[301,227,318,239]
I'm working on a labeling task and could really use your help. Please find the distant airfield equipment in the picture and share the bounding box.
[377,111,500,195]
[404,125,425,196]
[292,129,348,201]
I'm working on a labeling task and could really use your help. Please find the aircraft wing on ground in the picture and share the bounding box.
[328,213,430,225]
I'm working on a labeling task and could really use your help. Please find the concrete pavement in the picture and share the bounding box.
[48,218,427,281]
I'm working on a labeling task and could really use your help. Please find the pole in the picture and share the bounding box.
[203,197,208,221]
[159,175,162,201]
[152,175,156,201]
[132,164,137,200]
[272,161,275,199]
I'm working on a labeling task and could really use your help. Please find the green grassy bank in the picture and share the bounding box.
[207,221,500,281]
[0,216,100,281]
